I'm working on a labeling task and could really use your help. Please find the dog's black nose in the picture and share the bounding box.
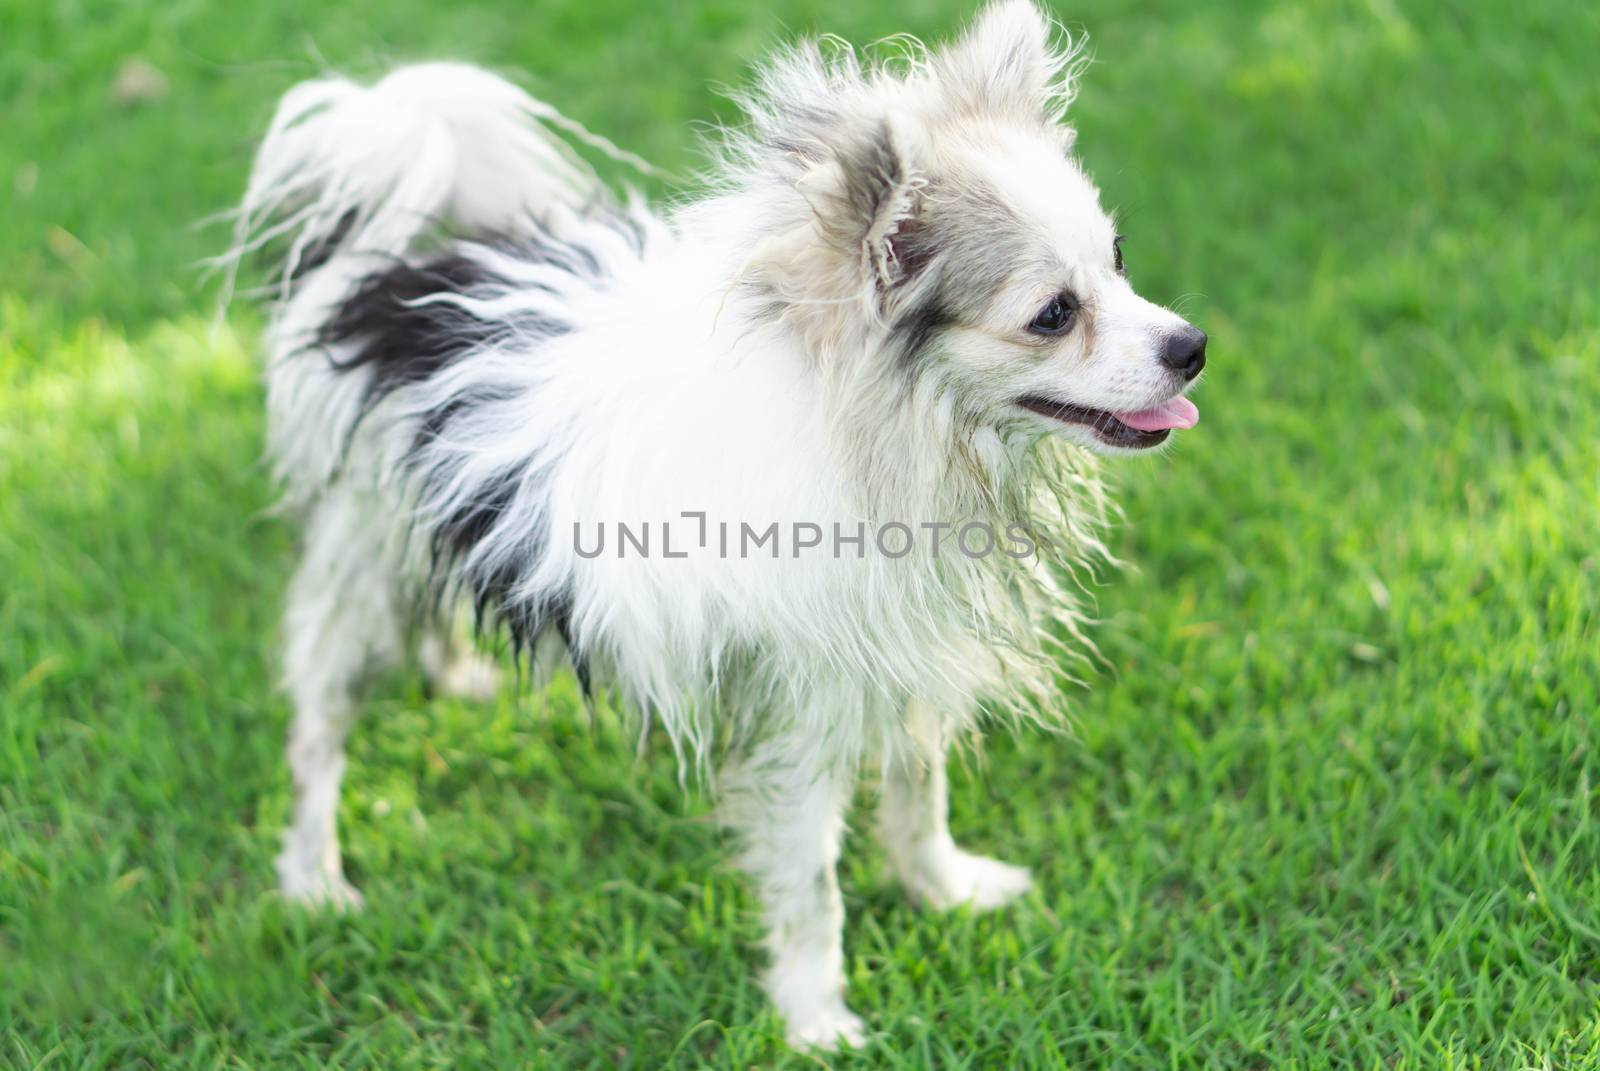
[1159,325,1207,381]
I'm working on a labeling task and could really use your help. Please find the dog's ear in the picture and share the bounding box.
[802,114,930,296]
[936,1,1069,120]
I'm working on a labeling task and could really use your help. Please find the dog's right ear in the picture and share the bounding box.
[802,115,931,300]
[936,1,1072,121]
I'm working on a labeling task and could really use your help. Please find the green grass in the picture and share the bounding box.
[3,0,1599,1066]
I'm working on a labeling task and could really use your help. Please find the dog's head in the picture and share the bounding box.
[745,0,1203,455]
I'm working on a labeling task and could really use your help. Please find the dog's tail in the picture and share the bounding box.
[220,62,655,302]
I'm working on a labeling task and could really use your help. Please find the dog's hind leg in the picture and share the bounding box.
[720,727,865,1051]
[878,698,1032,911]
[276,493,408,910]
[418,611,502,701]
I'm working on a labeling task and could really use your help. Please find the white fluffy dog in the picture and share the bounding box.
[232,1,1205,1048]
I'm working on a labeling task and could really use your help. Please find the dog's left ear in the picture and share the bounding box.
[802,114,930,297]
[937,1,1069,120]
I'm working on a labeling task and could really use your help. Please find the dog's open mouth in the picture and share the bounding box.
[1016,395,1199,449]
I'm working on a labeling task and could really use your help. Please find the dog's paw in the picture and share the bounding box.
[908,849,1032,912]
[282,874,366,912]
[420,631,503,701]
[782,999,868,1051]
[434,652,502,701]
[277,858,365,912]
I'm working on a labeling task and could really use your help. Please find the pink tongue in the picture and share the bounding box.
[1112,396,1199,432]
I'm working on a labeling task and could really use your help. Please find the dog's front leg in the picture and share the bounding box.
[721,737,864,1050]
[879,698,1032,910]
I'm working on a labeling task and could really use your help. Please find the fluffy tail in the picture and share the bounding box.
[221,62,656,301]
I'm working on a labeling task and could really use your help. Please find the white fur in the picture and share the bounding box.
[236,2,1204,1049]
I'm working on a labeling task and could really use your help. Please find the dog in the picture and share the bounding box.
[230,0,1205,1048]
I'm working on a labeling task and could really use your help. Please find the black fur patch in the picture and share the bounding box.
[314,234,602,671]
[317,253,559,416]
[893,294,952,365]
[429,481,589,686]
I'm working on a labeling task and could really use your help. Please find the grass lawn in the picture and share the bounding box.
[4,0,1599,1067]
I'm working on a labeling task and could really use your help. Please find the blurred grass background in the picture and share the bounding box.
[3,0,1599,1067]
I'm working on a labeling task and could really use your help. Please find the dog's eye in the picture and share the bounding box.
[1028,294,1076,336]
[1113,234,1127,275]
